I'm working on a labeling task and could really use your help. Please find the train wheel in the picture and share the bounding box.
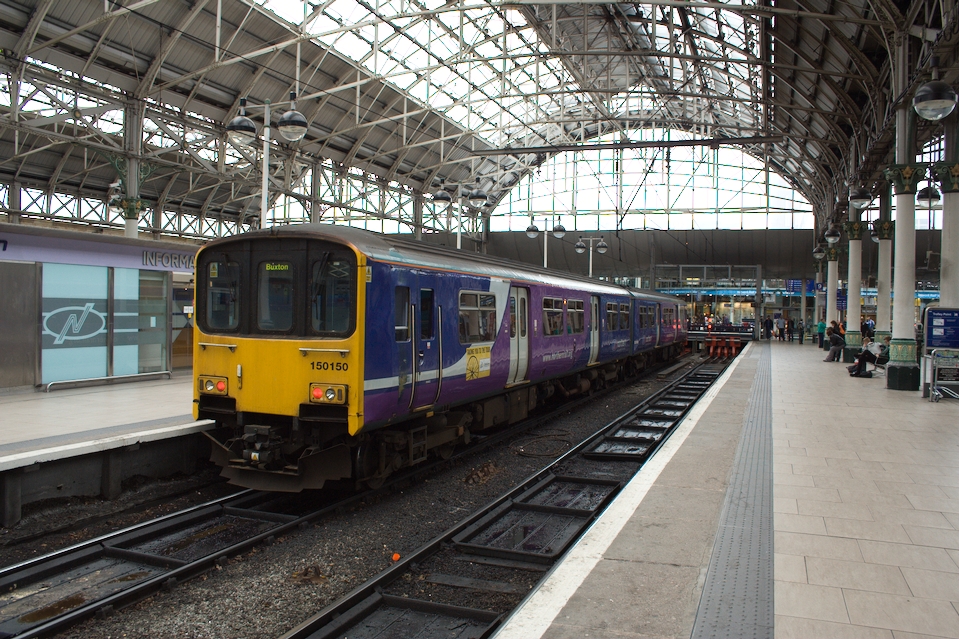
[354,443,380,483]
[436,442,455,460]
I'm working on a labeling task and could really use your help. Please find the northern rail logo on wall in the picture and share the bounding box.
[42,302,107,346]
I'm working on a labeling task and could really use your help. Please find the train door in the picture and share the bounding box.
[589,296,600,365]
[393,282,413,409]
[507,287,529,384]
[655,303,662,347]
[411,286,440,410]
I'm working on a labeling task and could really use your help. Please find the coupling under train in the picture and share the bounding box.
[193,224,688,491]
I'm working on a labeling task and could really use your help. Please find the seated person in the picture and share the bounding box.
[848,336,890,376]
[823,327,845,362]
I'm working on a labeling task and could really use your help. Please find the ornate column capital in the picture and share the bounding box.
[843,220,867,240]
[824,246,841,261]
[882,164,926,194]
[872,219,895,240]
[933,162,959,193]
[116,197,145,220]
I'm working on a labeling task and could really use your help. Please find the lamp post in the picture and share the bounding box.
[225,94,308,229]
[525,217,567,267]
[916,184,940,229]
[574,236,608,278]
[432,188,453,240]
[813,244,825,333]
[432,186,487,249]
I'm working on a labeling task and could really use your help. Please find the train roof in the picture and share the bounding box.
[202,223,681,303]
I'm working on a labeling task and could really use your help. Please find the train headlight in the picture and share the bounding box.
[199,376,229,395]
[309,383,347,404]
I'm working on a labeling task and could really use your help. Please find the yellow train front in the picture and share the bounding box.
[193,227,365,491]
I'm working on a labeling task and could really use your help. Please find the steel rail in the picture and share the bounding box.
[280,357,730,639]
[0,354,697,638]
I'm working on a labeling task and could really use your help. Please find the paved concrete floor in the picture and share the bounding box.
[772,339,959,638]
[496,339,959,639]
[0,373,195,452]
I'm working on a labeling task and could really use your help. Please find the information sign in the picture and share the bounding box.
[786,279,802,293]
[837,293,847,311]
[937,367,959,383]
[926,308,959,350]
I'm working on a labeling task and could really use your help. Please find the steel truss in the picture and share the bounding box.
[0,0,955,240]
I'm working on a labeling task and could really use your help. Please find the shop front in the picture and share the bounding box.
[0,223,199,389]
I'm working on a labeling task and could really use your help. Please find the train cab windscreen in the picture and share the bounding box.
[311,257,353,334]
[206,261,240,330]
[197,240,356,337]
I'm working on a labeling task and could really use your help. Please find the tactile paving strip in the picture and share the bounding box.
[691,342,773,639]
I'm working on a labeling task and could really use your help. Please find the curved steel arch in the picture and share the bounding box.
[0,0,955,238]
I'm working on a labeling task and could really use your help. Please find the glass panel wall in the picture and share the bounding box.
[40,264,171,384]
[138,270,168,373]
[41,264,108,384]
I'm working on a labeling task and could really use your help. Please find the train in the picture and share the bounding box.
[193,224,688,491]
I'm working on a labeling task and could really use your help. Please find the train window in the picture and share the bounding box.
[606,303,618,331]
[420,289,434,340]
[310,257,354,335]
[395,287,410,341]
[509,297,516,338]
[257,262,294,331]
[663,307,674,328]
[620,304,630,330]
[542,298,564,336]
[206,261,240,330]
[568,300,585,333]
[520,297,527,338]
[459,291,497,343]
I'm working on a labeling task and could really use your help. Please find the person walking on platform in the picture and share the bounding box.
[817,319,826,347]
[797,319,805,344]
[823,327,845,362]
[776,316,786,341]
[786,318,794,341]
[763,316,773,340]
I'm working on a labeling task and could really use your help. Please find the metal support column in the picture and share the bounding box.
[310,162,322,224]
[814,261,822,326]
[123,102,145,239]
[875,186,894,339]
[413,192,424,241]
[8,180,20,223]
[800,277,807,332]
[883,42,921,390]
[755,264,762,340]
[826,250,839,326]
[935,115,959,308]
[843,211,866,360]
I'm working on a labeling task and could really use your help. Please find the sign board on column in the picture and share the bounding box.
[926,308,959,350]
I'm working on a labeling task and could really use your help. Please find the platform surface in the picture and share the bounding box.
[493,339,959,639]
[0,373,207,469]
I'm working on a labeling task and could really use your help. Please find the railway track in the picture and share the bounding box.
[280,359,729,639]
[0,356,706,639]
